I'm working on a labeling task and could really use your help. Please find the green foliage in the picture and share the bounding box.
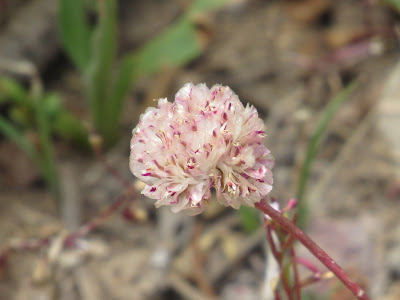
[34,94,61,201]
[58,0,232,147]
[188,0,232,16]
[120,18,201,80]
[59,0,92,71]
[115,0,231,96]
[0,76,28,104]
[0,77,59,199]
[0,77,88,148]
[0,77,89,201]
[85,0,118,146]
[0,116,39,164]
[238,206,260,234]
[42,93,89,148]
[384,0,400,12]
[296,82,357,228]
[108,17,202,138]
[301,291,329,300]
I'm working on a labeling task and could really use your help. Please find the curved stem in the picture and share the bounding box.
[255,199,370,300]
[290,247,301,300]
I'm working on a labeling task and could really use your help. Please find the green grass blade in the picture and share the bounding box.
[106,0,230,144]
[53,111,89,149]
[109,17,201,129]
[126,18,201,76]
[59,0,91,71]
[41,93,89,149]
[188,0,233,16]
[34,96,61,202]
[85,0,117,146]
[296,82,357,228]
[0,116,39,165]
[0,77,29,105]
[384,0,400,12]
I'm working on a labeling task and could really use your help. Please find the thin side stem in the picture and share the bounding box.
[255,199,370,300]
[281,263,294,300]
[290,247,301,300]
[92,144,132,189]
[64,190,134,246]
[289,214,301,300]
[266,224,293,300]
[266,225,280,260]
[274,289,282,300]
[0,189,135,271]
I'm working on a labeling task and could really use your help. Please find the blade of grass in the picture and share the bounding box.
[34,95,61,202]
[105,0,232,145]
[41,93,89,149]
[188,0,233,16]
[53,111,89,149]
[85,0,117,146]
[0,77,29,105]
[384,0,400,12]
[0,116,39,165]
[108,17,201,130]
[124,18,201,77]
[296,82,357,228]
[59,0,92,71]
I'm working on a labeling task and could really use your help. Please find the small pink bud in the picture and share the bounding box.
[286,198,298,210]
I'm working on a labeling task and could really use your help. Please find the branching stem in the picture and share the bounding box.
[255,199,370,300]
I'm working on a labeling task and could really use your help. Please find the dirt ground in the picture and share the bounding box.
[1,0,400,299]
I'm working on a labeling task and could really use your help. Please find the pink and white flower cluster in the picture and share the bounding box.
[130,83,273,215]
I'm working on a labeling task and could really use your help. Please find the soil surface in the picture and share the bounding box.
[1,0,400,299]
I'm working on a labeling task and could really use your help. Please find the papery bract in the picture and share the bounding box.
[130,83,273,215]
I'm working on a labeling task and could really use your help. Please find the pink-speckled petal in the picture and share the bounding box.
[130,83,273,215]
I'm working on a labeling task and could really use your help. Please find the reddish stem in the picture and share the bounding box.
[93,146,132,189]
[299,274,323,288]
[266,225,280,260]
[255,199,370,300]
[290,247,301,300]
[294,256,322,275]
[274,289,282,300]
[0,151,135,270]
[266,224,293,300]
[64,191,132,247]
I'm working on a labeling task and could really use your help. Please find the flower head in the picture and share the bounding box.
[130,83,273,215]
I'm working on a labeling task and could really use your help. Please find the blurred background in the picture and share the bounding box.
[0,0,400,299]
